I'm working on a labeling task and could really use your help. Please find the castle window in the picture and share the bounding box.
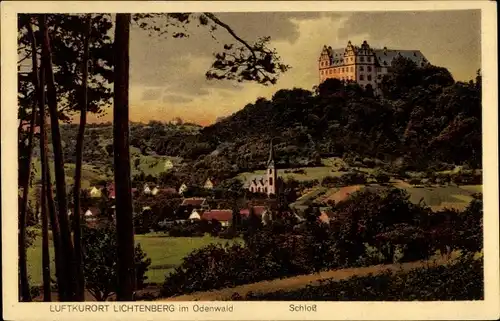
[269,177,273,186]
[360,57,365,62]
[350,66,354,72]
[367,66,372,72]
[342,67,345,72]
[367,57,371,62]
[359,74,364,81]
[265,187,268,193]
[360,66,364,71]
[269,169,272,174]
[258,187,261,193]
[367,75,372,81]
[250,187,254,192]
[376,67,381,72]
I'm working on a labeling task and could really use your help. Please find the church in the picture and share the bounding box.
[318,40,429,90]
[245,141,283,196]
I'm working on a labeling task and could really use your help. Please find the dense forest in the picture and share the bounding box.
[57,56,482,184]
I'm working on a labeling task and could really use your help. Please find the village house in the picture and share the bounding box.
[239,206,267,218]
[318,210,333,224]
[188,208,203,220]
[245,141,283,196]
[201,209,233,227]
[178,183,189,195]
[164,160,174,171]
[106,183,137,199]
[89,186,102,198]
[203,178,217,190]
[180,197,210,210]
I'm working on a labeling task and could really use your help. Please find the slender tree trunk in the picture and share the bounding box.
[18,18,41,302]
[73,14,92,301]
[39,14,77,301]
[41,108,66,301]
[41,180,51,301]
[113,13,135,301]
[34,23,65,302]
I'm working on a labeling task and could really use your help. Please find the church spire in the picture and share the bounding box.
[267,140,275,168]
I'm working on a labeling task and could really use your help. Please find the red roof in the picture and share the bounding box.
[240,206,267,217]
[160,188,177,195]
[201,210,233,222]
[181,198,207,207]
[107,184,137,198]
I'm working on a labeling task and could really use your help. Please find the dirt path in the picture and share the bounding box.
[159,256,451,301]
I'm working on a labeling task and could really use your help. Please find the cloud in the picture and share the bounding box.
[141,88,163,101]
[338,10,480,81]
[121,10,480,125]
[162,94,193,104]
[129,12,343,98]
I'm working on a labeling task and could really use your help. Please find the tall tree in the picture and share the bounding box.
[72,14,92,301]
[113,13,135,301]
[18,17,39,302]
[40,13,78,300]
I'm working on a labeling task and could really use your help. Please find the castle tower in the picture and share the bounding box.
[266,140,278,196]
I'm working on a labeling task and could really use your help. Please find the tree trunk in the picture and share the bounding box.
[113,13,135,301]
[17,18,40,303]
[41,105,67,301]
[39,14,77,301]
[73,14,92,301]
[34,24,66,302]
[41,176,51,301]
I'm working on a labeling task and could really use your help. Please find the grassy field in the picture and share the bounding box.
[237,157,355,183]
[310,184,481,212]
[27,233,241,286]
[131,155,183,177]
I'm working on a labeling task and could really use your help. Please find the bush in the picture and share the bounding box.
[374,170,390,184]
[161,222,338,297]
[243,255,483,301]
[82,224,152,301]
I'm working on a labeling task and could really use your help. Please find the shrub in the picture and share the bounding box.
[82,224,152,301]
[243,255,483,301]
[374,171,390,184]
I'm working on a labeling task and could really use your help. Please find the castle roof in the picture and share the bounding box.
[320,41,428,68]
[373,48,428,67]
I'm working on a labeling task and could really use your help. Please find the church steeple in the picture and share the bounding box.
[266,140,278,196]
[267,140,275,168]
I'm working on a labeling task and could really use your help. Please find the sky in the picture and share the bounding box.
[88,10,481,125]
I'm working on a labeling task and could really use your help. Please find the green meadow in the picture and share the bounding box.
[27,232,242,286]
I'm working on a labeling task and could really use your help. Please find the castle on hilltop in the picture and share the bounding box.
[318,40,429,90]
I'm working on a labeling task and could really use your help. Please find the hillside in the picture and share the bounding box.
[48,57,481,186]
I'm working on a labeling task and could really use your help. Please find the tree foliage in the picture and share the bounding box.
[81,224,151,301]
